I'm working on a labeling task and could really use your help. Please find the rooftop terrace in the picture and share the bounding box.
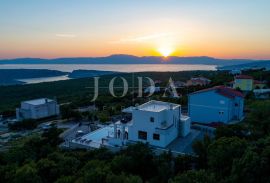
[23,98,54,105]
[137,100,180,112]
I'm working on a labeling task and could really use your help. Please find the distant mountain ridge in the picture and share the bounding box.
[218,60,270,70]
[1,54,269,66]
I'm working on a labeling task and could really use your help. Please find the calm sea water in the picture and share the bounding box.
[0,64,217,84]
[0,64,216,72]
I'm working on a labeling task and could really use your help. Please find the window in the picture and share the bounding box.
[150,117,155,122]
[219,111,224,115]
[235,103,239,107]
[138,131,147,140]
[220,100,225,104]
[153,133,160,140]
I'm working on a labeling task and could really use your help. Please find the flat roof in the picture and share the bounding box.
[23,98,54,105]
[137,100,180,112]
[121,100,180,113]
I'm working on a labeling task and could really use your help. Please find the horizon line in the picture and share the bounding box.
[1,54,270,61]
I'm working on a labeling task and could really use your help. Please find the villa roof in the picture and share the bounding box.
[122,100,180,113]
[190,77,211,81]
[23,98,54,105]
[254,80,267,84]
[189,86,244,99]
[140,100,180,112]
[235,75,253,79]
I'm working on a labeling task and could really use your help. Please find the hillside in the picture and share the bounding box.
[218,60,270,70]
[0,69,68,86]
[1,55,267,66]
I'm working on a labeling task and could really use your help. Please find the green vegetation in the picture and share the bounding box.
[0,69,270,182]
[0,70,230,115]
[0,99,270,183]
[0,69,68,86]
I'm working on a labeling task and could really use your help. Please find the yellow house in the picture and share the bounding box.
[233,75,254,91]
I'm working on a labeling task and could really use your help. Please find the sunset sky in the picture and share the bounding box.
[0,0,270,59]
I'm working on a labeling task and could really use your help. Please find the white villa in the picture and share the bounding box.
[71,100,191,150]
[16,98,60,121]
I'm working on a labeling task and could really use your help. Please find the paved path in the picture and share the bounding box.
[166,129,204,155]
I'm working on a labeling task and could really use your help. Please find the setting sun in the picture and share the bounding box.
[158,47,174,57]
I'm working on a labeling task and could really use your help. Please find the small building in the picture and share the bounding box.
[71,100,191,149]
[75,105,97,113]
[229,69,242,75]
[253,89,270,99]
[188,86,244,124]
[16,98,60,121]
[144,86,161,94]
[253,80,267,89]
[186,77,211,87]
[173,81,187,88]
[233,75,254,91]
[232,75,268,91]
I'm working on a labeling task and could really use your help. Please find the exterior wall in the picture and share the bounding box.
[188,91,244,124]
[17,100,59,120]
[233,79,253,91]
[233,96,244,120]
[254,83,267,89]
[128,106,181,148]
[188,91,231,123]
[180,116,191,137]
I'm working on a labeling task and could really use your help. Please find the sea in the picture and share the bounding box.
[0,64,217,84]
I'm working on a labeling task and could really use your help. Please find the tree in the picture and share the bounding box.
[207,137,247,179]
[81,160,111,183]
[169,170,216,183]
[106,173,143,183]
[36,158,58,183]
[42,126,63,147]
[215,124,247,139]
[229,149,261,183]
[13,163,41,183]
[122,143,157,181]
[192,135,212,169]
[174,155,194,175]
[55,176,74,183]
[245,101,270,138]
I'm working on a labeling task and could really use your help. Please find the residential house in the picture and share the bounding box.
[233,75,253,91]
[232,75,268,91]
[16,98,60,121]
[173,81,187,88]
[253,89,270,99]
[144,86,161,94]
[229,69,242,75]
[71,100,191,149]
[188,86,244,124]
[253,80,267,89]
[186,77,211,87]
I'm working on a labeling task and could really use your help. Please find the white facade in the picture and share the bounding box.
[71,100,191,150]
[144,86,161,94]
[16,98,60,121]
[108,100,191,148]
